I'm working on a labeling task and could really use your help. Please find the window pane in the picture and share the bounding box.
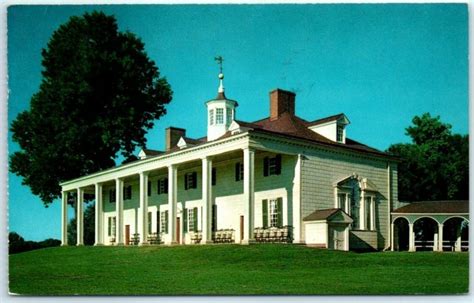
[351,195,359,229]
[209,109,214,125]
[337,193,345,209]
[226,108,233,125]
[365,197,371,230]
[337,125,343,142]
[269,199,278,227]
[216,108,224,124]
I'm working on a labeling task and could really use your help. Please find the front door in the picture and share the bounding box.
[125,225,130,245]
[176,217,181,244]
[329,225,346,250]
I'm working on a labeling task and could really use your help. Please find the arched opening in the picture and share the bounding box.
[443,217,469,252]
[413,217,439,251]
[393,217,409,251]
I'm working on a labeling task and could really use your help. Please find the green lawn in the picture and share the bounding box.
[9,244,468,295]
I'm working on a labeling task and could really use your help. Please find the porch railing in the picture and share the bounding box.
[254,226,293,243]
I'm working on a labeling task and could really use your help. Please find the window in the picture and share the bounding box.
[212,167,217,186]
[123,185,132,200]
[186,207,198,232]
[160,211,168,233]
[226,108,233,125]
[184,172,197,190]
[263,155,282,176]
[148,212,152,234]
[109,189,116,203]
[262,198,283,228]
[108,216,116,237]
[216,108,224,124]
[157,178,168,195]
[336,192,351,214]
[147,181,151,197]
[209,109,214,125]
[235,162,244,181]
[337,193,345,209]
[365,196,374,230]
[337,124,344,142]
[351,194,359,229]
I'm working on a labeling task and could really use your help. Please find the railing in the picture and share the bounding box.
[212,229,235,243]
[254,226,293,243]
[147,232,164,245]
[130,233,140,245]
[190,231,202,244]
[415,240,470,251]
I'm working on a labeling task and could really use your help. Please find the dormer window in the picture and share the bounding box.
[226,107,233,126]
[209,109,214,125]
[337,124,344,142]
[216,108,224,124]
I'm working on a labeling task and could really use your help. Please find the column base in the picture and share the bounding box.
[76,243,84,246]
[166,241,179,245]
[139,242,149,246]
[94,243,104,246]
[115,242,124,246]
[240,239,256,245]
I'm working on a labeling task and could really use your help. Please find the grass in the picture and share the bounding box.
[9,244,469,295]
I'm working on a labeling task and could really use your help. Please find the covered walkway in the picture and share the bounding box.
[391,201,468,252]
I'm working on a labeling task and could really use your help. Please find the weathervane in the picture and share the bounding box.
[214,55,224,74]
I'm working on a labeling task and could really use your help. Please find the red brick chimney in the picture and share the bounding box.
[270,89,295,120]
[165,127,186,151]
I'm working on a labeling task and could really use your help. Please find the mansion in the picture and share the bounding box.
[60,70,437,251]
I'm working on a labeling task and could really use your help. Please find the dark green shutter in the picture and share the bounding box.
[277,198,283,227]
[183,208,188,232]
[212,205,217,231]
[157,211,160,233]
[184,174,188,190]
[148,212,152,234]
[165,210,169,233]
[129,186,132,199]
[108,217,111,236]
[275,155,282,175]
[192,171,198,188]
[263,157,269,177]
[147,181,151,196]
[262,199,268,228]
[193,207,198,232]
[235,163,240,181]
[157,180,161,194]
[164,178,169,194]
[212,167,217,186]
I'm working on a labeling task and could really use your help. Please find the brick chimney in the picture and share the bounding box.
[270,89,295,120]
[165,127,186,151]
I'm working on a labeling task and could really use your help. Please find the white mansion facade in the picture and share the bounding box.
[60,72,399,251]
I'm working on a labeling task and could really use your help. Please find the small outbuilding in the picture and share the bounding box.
[303,208,353,251]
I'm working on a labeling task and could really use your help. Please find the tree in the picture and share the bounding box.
[9,232,60,254]
[10,11,172,206]
[387,113,468,201]
[68,202,95,246]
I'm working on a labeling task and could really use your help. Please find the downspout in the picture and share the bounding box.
[384,162,392,251]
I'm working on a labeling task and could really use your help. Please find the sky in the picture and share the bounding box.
[7,4,468,241]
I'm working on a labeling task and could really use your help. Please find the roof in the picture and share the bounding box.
[303,208,352,224]
[141,149,164,156]
[306,113,347,127]
[393,201,469,214]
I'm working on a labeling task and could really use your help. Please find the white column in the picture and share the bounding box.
[115,178,124,245]
[292,154,302,243]
[94,183,103,245]
[360,191,366,230]
[167,165,178,245]
[438,223,444,252]
[139,172,149,245]
[201,157,213,244]
[370,196,375,230]
[242,148,255,244]
[345,194,350,215]
[76,188,84,246]
[390,222,394,251]
[61,191,68,246]
[344,226,350,251]
[408,223,415,252]
[455,224,462,252]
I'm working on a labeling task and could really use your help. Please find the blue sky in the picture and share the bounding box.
[8,4,468,241]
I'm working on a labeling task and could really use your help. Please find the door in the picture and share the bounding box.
[329,225,346,250]
[176,217,181,244]
[125,225,130,245]
[240,215,244,242]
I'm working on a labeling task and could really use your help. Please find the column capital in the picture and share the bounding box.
[201,155,213,161]
[139,171,149,177]
[242,147,256,153]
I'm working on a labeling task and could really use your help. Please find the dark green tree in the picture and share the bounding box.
[387,113,468,201]
[68,202,95,246]
[10,11,172,206]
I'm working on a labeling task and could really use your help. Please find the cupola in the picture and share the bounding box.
[206,57,238,141]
